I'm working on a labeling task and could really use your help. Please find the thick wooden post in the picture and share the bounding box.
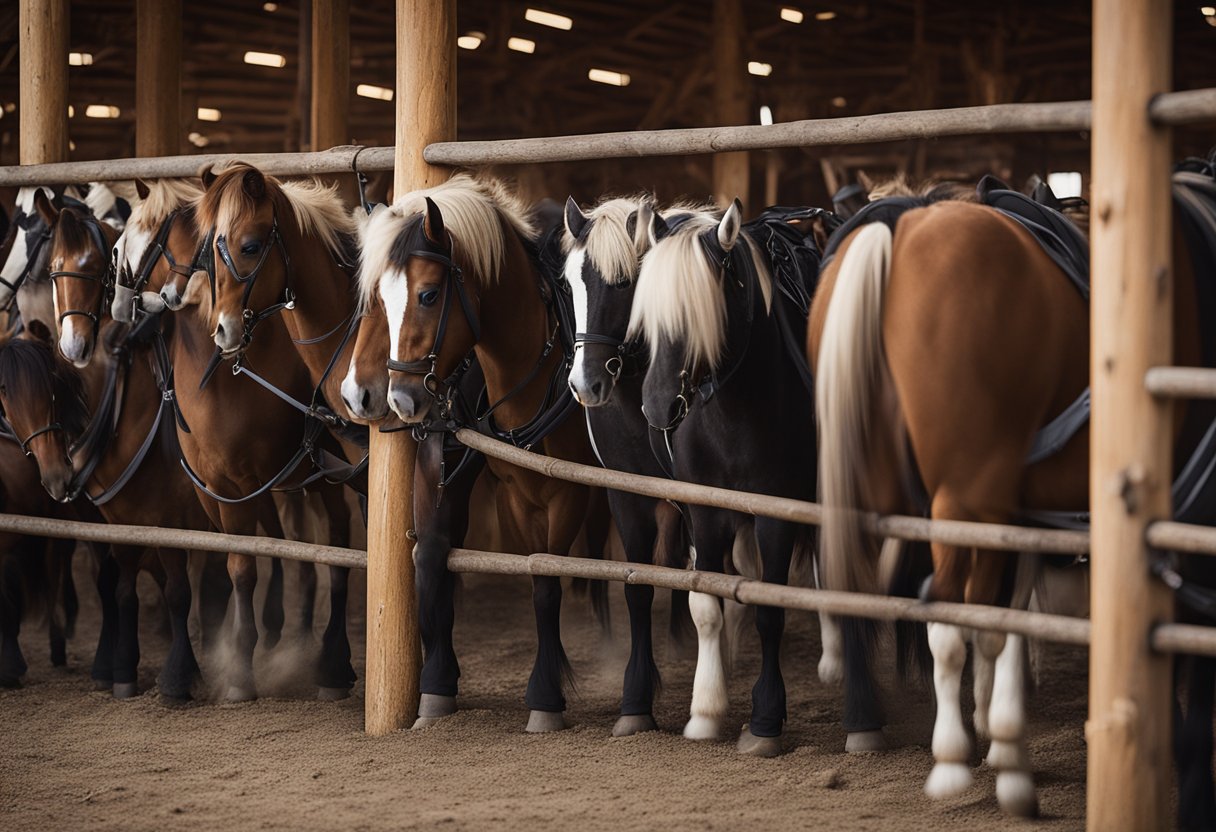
[364,0,455,737]
[310,0,349,152]
[135,0,181,157]
[1087,0,1174,829]
[19,0,68,164]
[711,0,749,210]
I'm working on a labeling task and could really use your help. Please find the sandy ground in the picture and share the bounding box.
[0,543,1089,832]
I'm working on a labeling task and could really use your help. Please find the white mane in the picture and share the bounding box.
[563,196,649,285]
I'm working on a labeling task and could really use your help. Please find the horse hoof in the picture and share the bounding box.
[736,726,783,757]
[924,762,973,799]
[525,710,568,733]
[845,730,888,753]
[683,715,721,741]
[225,685,257,703]
[418,693,457,718]
[317,686,351,702]
[612,714,658,737]
[112,682,139,699]
[996,771,1039,817]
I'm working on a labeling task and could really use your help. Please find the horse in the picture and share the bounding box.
[626,199,835,756]
[808,167,1216,819]
[363,174,608,732]
[562,194,693,735]
[4,195,217,701]
[111,176,358,701]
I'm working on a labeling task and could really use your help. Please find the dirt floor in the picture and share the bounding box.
[0,544,1089,832]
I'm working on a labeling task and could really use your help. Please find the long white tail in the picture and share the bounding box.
[816,222,893,595]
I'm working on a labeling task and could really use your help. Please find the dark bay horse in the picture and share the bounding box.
[808,172,1214,817]
[627,200,826,756]
[114,178,354,701]
[364,174,607,732]
[563,194,691,736]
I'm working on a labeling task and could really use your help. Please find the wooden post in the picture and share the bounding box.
[1087,0,1174,829]
[711,0,749,210]
[19,0,68,164]
[364,0,455,737]
[135,0,181,157]
[311,0,349,152]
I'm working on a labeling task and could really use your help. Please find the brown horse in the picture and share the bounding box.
[362,174,607,731]
[115,176,357,700]
[808,183,1206,815]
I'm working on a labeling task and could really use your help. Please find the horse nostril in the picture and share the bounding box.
[360,389,371,410]
[590,381,604,399]
[215,322,225,338]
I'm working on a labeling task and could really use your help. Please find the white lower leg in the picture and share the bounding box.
[973,630,1004,739]
[818,611,843,685]
[925,623,973,799]
[987,633,1037,816]
[684,591,727,740]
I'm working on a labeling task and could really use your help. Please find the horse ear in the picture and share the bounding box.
[199,165,218,190]
[242,168,266,200]
[423,197,445,244]
[717,198,743,252]
[33,188,59,227]
[135,179,151,201]
[634,202,654,251]
[563,196,589,239]
[646,209,671,248]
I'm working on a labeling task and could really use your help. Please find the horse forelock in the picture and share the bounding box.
[564,196,648,286]
[0,337,90,439]
[130,179,201,234]
[358,174,536,313]
[628,209,771,371]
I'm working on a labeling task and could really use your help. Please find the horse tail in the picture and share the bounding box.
[816,221,893,596]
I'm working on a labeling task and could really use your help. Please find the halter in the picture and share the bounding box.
[212,213,295,352]
[47,207,115,341]
[385,239,481,398]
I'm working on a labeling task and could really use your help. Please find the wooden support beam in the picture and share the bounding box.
[19,0,68,165]
[311,0,350,152]
[364,0,455,738]
[1086,0,1174,829]
[135,0,181,157]
[711,0,749,209]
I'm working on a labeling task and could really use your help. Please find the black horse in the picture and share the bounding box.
[563,195,691,736]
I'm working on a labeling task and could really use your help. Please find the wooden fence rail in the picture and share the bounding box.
[1,88,1213,186]
[1145,366,1216,399]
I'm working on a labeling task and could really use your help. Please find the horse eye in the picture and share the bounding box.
[240,241,261,257]
[419,288,440,307]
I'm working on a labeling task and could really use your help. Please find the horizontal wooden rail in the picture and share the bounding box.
[1,89,1211,186]
[1146,521,1216,555]
[1145,366,1216,399]
[0,513,367,569]
[5,512,1214,655]
[454,429,1091,555]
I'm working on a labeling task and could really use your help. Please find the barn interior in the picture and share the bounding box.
[0,0,1214,208]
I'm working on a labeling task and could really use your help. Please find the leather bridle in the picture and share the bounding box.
[212,213,295,352]
[47,208,115,343]
[119,209,215,320]
[1,212,53,311]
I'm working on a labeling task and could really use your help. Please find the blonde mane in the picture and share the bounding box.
[563,196,649,285]
[357,173,537,311]
[628,206,772,371]
[129,178,202,232]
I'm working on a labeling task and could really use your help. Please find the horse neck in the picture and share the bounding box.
[79,322,158,489]
[280,222,356,404]
[473,231,555,429]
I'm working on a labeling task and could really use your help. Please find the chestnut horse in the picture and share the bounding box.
[113,178,355,701]
[809,175,1213,817]
[363,174,607,731]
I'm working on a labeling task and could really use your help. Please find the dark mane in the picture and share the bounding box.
[0,337,91,441]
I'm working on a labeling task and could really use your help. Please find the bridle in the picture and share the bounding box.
[1,392,72,467]
[1,211,54,311]
[47,206,115,343]
[385,235,481,398]
[212,212,295,352]
[117,208,215,321]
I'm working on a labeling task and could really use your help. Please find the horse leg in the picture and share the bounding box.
[683,510,731,741]
[91,548,119,691]
[259,496,287,650]
[219,501,262,701]
[413,433,468,726]
[973,630,999,739]
[316,485,354,699]
[45,537,73,668]
[156,547,199,704]
[1176,655,1216,831]
[197,554,232,657]
[737,517,795,757]
[612,491,661,737]
[111,545,144,699]
[724,524,757,671]
[0,552,27,687]
[654,501,694,650]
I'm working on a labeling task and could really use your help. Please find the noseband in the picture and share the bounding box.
[47,207,115,342]
[212,213,295,351]
[385,241,481,398]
